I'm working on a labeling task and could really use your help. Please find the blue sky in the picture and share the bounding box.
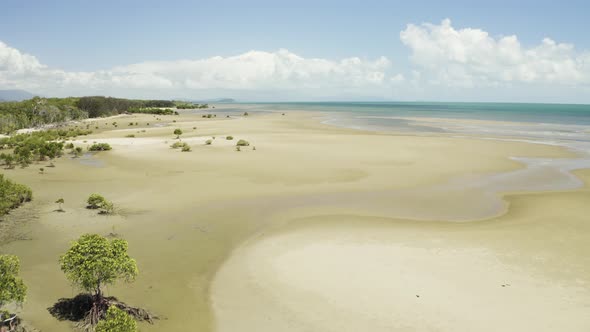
[1,0,589,102]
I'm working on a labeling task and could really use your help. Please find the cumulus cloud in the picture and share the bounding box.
[0,41,396,98]
[3,19,590,102]
[400,19,590,87]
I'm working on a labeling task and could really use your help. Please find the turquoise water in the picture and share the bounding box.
[225,101,590,196]
[234,102,590,125]
[217,102,590,147]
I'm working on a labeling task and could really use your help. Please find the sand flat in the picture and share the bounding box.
[212,191,590,332]
[0,110,588,331]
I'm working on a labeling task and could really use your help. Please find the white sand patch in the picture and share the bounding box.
[212,224,590,332]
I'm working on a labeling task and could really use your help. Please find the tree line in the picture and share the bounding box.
[0,96,181,133]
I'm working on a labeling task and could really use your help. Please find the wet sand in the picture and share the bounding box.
[0,110,588,331]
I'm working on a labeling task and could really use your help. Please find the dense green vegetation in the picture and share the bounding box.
[0,175,32,216]
[76,97,174,118]
[175,102,209,109]
[0,254,27,330]
[0,254,27,307]
[0,97,85,133]
[0,96,191,133]
[127,107,178,115]
[0,129,91,168]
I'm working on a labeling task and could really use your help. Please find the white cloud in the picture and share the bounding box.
[2,20,590,103]
[400,18,590,87]
[0,41,397,98]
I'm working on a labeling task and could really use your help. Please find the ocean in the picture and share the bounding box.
[216,101,590,194]
[221,101,590,147]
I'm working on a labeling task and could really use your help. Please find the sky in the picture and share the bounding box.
[1,0,589,103]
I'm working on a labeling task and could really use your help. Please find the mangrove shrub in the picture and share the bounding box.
[95,306,137,332]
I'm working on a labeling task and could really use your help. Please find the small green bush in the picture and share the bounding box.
[87,193,107,209]
[173,129,183,139]
[226,136,234,140]
[236,139,249,146]
[95,306,137,332]
[181,145,191,152]
[99,201,115,215]
[170,142,184,149]
[89,143,112,151]
[125,134,135,138]
[205,139,212,145]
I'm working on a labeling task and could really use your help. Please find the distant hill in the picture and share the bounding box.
[176,98,236,103]
[212,98,236,103]
[0,89,35,101]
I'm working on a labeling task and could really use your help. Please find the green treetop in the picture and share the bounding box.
[173,128,183,139]
[59,234,138,301]
[0,255,27,308]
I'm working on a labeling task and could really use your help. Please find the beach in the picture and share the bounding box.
[0,107,589,331]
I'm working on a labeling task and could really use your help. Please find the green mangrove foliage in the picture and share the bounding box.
[76,97,174,118]
[0,128,92,167]
[88,143,112,151]
[171,142,191,151]
[60,234,139,326]
[60,234,138,300]
[173,129,183,139]
[0,175,32,216]
[127,107,177,115]
[0,255,27,308]
[0,96,190,132]
[236,139,250,146]
[0,97,85,133]
[174,102,209,109]
[95,306,137,332]
[86,194,115,214]
[55,198,65,212]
